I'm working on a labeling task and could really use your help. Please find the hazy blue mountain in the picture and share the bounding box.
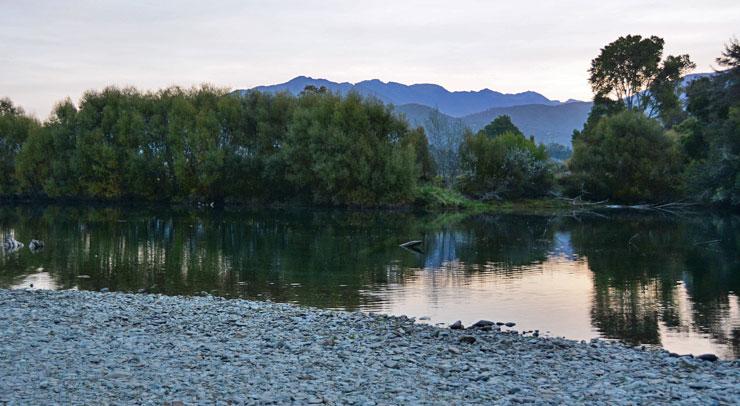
[395,102,592,146]
[249,76,355,96]
[240,76,564,117]
[238,73,710,146]
[461,102,593,145]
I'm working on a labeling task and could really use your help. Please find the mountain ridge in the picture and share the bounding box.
[241,76,572,117]
[235,73,712,146]
[394,102,593,146]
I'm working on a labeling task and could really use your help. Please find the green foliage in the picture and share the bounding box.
[589,35,694,126]
[480,115,522,138]
[569,111,684,202]
[414,185,475,209]
[282,92,417,206]
[0,98,39,196]
[678,39,740,206]
[2,87,428,207]
[403,127,436,182]
[458,120,552,199]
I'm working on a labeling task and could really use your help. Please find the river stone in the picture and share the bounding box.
[1,289,739,405]
[696,353,718,362]
[449,320,464,330]
[459,336,476,344]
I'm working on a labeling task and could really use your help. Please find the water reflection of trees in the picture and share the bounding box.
[1,206,738,356]
[0,206,447,310]
[567,213,740,355]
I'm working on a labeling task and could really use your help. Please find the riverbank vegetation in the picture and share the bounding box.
[0,36,737,210]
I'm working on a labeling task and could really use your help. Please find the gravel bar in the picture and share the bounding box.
[0,289,738,405]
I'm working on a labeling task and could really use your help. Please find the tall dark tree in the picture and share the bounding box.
[403,127,436,182]
[680,39,740,206]
[480,115,523,138]
[589,35,694,126]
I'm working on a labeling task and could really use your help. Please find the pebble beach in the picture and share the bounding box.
[0,289,738,405]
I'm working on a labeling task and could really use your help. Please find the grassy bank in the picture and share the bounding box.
[414,185,580,213]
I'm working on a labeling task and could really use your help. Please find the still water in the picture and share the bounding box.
[1,206,738,358]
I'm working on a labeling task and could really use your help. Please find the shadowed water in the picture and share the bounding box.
[1,205,738,359]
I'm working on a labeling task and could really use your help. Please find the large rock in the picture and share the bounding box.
[459,336,476,344]
[697,353,718,362]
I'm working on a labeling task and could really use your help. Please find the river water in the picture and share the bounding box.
[1,205,738,358]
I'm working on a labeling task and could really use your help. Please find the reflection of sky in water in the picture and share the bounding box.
[658,283,740,360]
[549,231,577,260]
[365,257,601,343]
[10,270,59,290]
[423,231,467,268]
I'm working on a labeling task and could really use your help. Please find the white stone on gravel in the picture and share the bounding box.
[0,289,738,405]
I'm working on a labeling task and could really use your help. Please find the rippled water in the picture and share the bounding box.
[1,205,738,358]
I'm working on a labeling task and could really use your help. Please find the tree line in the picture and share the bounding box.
[567,36,739,206]
[0,36,737,208]
[1,87,431,206]
[456,35,739,207]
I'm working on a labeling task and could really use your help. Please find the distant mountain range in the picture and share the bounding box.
[395,102,592,146]
[242,76,565,117]
[235,74,711,146]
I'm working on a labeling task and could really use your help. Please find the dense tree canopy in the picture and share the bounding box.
[0,99,39,196]
[570,35,740,206]
[2,87,431,207]
[569,111,683,202]
[589,35,694,127]
[678,39,740,206]
[480,115,523,138]
[458,118,551,200]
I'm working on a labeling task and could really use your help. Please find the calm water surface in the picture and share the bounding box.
[1,206,738,359]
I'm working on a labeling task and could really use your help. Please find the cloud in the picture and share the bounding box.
[1,0,738,118]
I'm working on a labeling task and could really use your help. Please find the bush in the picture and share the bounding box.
[458,130,552,200]
[568,110,684,202]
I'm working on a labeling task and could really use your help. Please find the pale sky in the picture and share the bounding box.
[1,0,738,118]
